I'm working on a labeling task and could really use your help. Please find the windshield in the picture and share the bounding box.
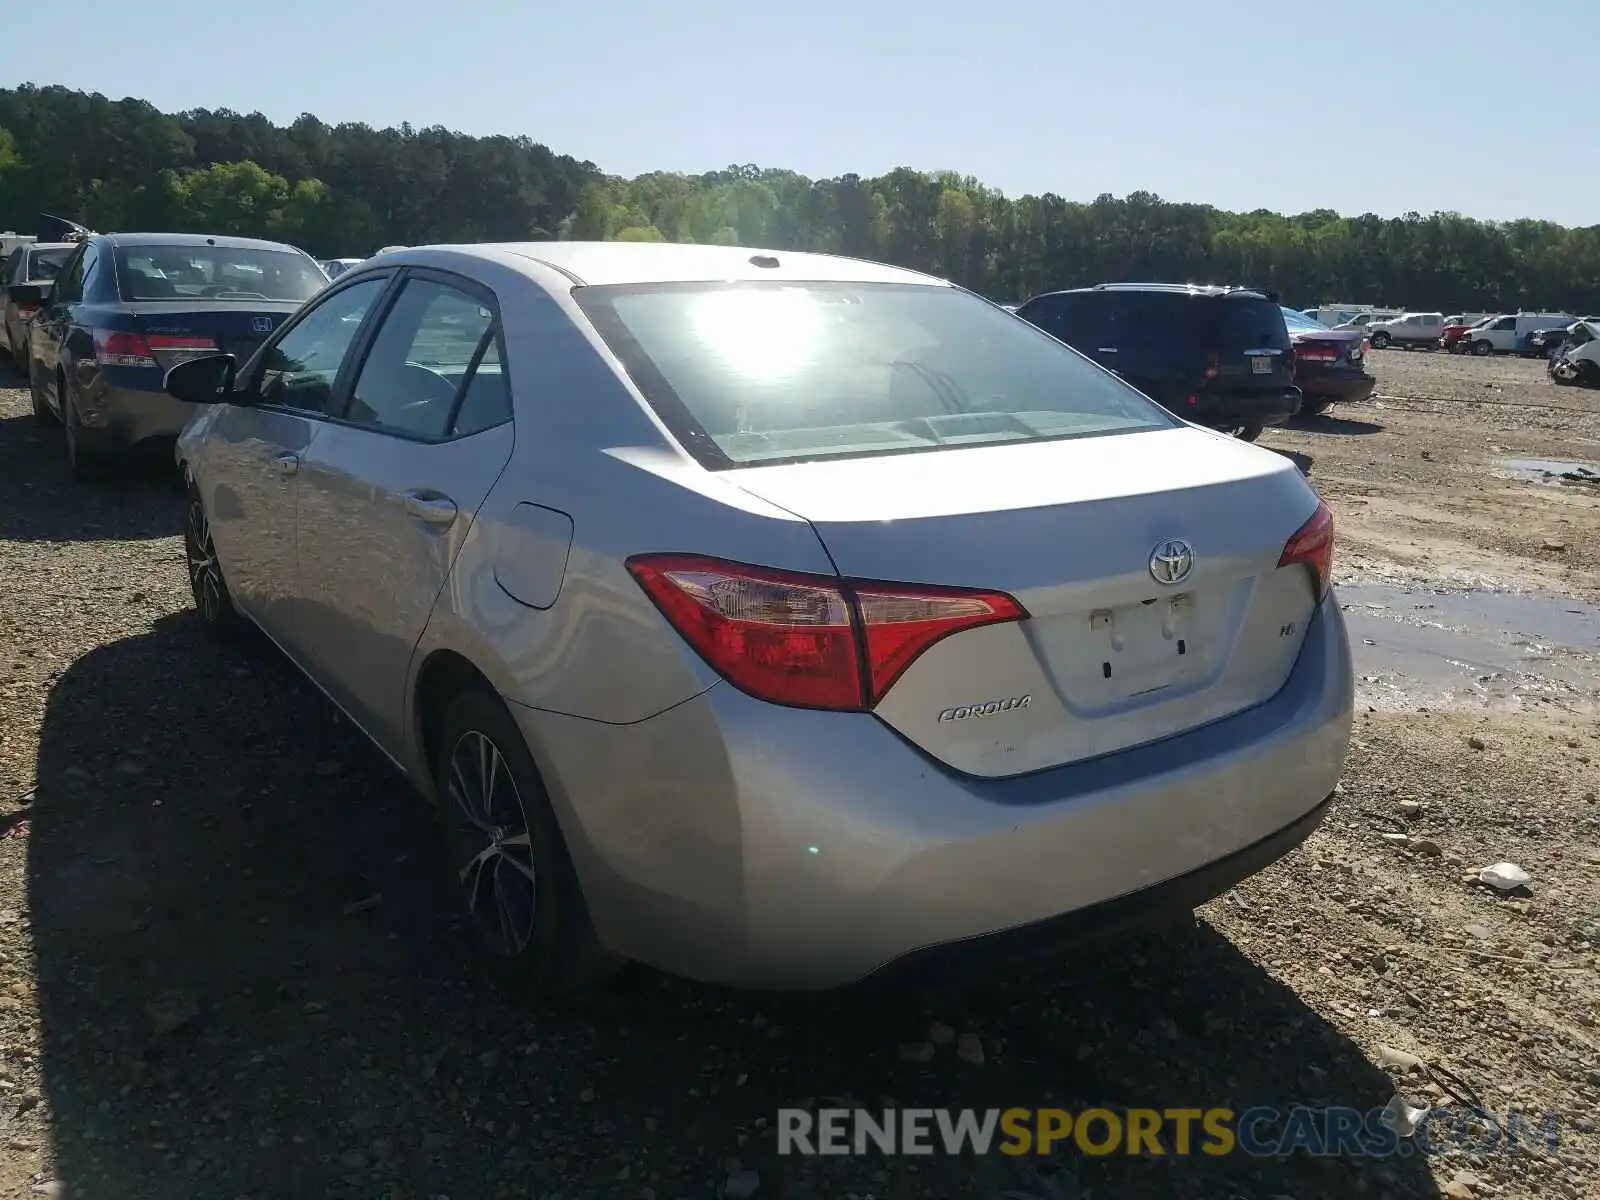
[114,244,327,303]
[1280,307,1327,333]
[26,248,72,280]
[574,281,1176,469]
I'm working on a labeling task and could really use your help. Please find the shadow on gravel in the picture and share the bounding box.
[1292,412,1385,437]
[0,413,182,543]
[27,614,1440,1200]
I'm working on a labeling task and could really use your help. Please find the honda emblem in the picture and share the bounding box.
[252,316,274,333]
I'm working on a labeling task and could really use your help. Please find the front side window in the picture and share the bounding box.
[256,277,388,413]
[114,244,326,303]
[1493,317,1516,330]
[576,281,1175,469]
[344,278,500,438]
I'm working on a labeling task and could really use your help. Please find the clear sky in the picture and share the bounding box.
[5,0,1596,225]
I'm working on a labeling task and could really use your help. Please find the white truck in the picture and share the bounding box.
[1464,312,1576,356]
[1367,312,1445,350]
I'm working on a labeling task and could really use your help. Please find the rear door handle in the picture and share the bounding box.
[403,490,458,527]
[270,452,299,476]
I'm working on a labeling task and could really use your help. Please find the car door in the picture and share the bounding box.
[28,243,85,397]
[200,273,393,643]
[292,269,515,753]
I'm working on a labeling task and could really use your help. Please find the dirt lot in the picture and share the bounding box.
[0,351,1597,1200]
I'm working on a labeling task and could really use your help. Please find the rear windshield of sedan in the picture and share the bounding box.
[114,245,326,303]
[573,281,1177,468]
[26,248,73,280]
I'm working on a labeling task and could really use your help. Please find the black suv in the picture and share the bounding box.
[1014,284,1302,441]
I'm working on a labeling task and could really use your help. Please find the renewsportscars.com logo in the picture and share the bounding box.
[777,1106,1559,1158]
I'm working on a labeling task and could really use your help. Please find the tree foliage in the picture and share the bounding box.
[2,84,1597,311]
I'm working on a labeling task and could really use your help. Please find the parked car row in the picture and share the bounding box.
[1443,311,1580,357]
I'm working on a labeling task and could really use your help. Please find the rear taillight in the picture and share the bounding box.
[1278,500,1335,601]
[94,330,217,370]
[16,305,37,320]
[95,330,156,367]
[147,334,218,370]
[1295,343,1339,362]
[626,554,1027,710]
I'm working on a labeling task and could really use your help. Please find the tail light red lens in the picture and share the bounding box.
[626,554,1027,711]
[93,329,156,368]
[1294,343,1339,362]
[1278,500,1335,600]
[16,305,38,319]
[94,330,217,370]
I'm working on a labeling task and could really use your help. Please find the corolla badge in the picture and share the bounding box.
[252,316,275,333]
[1148,538,1195,586]
[938,695,1031,722]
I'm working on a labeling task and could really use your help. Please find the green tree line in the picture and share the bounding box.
[2,83,1597,312]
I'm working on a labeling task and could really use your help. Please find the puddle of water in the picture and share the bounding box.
[1493,457,1600,487]
[1337,583,1600,713]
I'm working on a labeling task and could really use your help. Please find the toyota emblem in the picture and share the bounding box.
[1148,538,1194,586]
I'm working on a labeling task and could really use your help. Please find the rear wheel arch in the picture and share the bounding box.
[414,649,513,800]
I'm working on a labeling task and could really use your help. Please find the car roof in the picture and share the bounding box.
[26,242,76,253]
[387,241,949,288]
[100,232,308,253]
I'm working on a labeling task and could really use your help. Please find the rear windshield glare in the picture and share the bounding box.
[115,245,326,303]
[572,282,1176,468]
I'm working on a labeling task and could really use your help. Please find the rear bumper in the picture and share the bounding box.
[513,592,1354,990]
[73,377,194,451]
[1189,387,1302,430]
[1298,371,1376,404]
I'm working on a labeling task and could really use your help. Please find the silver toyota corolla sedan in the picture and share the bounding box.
[165,242,1354,992]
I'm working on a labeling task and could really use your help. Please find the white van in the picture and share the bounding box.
[1368,312,1444,350]
[1465,312,1576,356]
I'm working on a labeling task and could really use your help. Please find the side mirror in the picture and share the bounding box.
[165,353,240,405]
[8,282,49,307]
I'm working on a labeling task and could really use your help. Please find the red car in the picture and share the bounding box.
[1282,307,1374,417]
[1441,320,1482,353]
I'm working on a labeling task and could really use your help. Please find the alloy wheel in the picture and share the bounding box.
[185,495,225,623]
[446,729,539,958]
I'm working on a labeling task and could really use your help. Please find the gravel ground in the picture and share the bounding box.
[0,352,1598,1200]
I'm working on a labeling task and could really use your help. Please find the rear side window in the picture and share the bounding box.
[575,281,1175,469]
[343,277,503,439]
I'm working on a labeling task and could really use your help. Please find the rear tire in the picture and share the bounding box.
[1298,398,1332,419]
[1370,331,1390,349]
[432,688,623,995]
[1227,423,1264,442]
[1472,339,1493,356]
[183,476,251,636]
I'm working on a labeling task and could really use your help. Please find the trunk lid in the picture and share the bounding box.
[120,301,301,369]
[731,427,1325,778]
